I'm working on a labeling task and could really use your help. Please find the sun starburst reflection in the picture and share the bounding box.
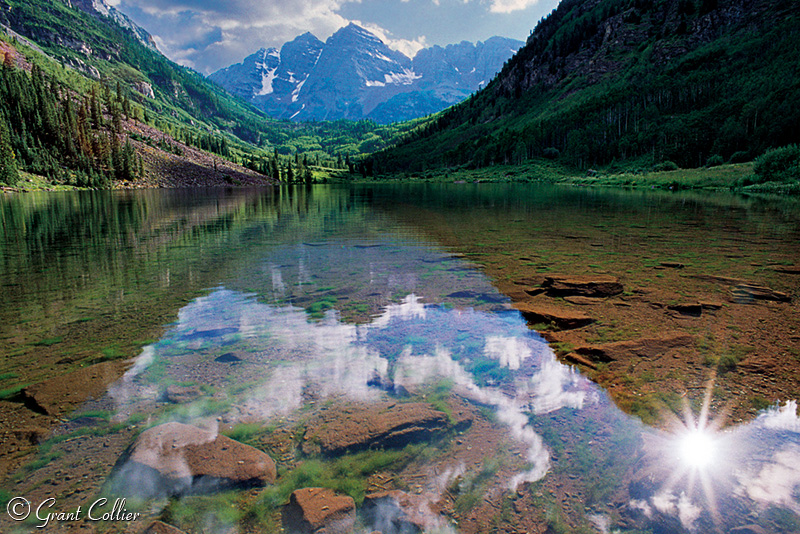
[633,376,738,531]
[679,427,718,470]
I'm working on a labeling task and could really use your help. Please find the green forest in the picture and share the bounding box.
[373,0,800,185]
[0,61,146,186]
[1,0,799,189]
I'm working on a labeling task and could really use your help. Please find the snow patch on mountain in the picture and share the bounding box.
[259,68,277,96]
[384,69,421,85]
[208,24,522,123]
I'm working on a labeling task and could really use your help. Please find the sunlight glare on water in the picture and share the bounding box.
[679,428,717,470]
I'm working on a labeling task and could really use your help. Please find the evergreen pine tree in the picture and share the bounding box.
[270,157,280,181]
[111,103,122,134]
[0,115,19,185]
[90,86,102,128]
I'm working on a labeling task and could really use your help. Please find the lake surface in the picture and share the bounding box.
[1,184,799,533]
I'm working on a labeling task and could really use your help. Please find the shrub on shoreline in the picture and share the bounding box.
[753,145,800,183]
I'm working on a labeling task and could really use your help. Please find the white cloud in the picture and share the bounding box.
[676,492,701,531]
[119,0,428,72]
[587,513,611,534]
[760,400,800,432]
[528,359,588,414]
[121,0,350,72]
[488,0,542,14]
[629,499,652,517]
[738,445,800,513]
[651,491,676,515]
[350,20,428,58]
[649,491,700,530]
[152,35,198,68]
[392,348,552,490]
[484,336,532,370]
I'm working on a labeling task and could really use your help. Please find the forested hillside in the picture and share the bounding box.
[0,0,424,187]
[0,60,139,187]
[374,0,800,174]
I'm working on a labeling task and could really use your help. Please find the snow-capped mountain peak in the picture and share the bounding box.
[208,24,522,123]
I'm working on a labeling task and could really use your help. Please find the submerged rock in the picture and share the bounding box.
[367,369,395,392]
[728,524,770,534]
[686,274,791,303]
[22,360,130,416]
[688,274,747,285]
[731,283,791,303]
[282,488,356,534]
[563,353,598,370]
[541,274,623,298]
[515,301,594,329]
[113,422,275,497]
[215,352,243,363]
[773,265,800,274]
[302,402,455,456]
[573,334,694,363]
[362,490,429,534]
[163,385,203,404]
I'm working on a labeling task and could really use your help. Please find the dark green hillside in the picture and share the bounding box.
[374,0,800,174]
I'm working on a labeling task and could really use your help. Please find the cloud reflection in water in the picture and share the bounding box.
[107,244,799,532]
[112,288,591,492]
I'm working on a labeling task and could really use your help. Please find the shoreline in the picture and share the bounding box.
[6,160,800,196]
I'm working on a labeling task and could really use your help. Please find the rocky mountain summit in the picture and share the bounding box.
[209,23,522,123]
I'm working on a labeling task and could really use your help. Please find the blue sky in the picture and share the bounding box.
[111,0,561,74]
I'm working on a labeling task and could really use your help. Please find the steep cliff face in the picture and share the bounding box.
[209,33,326,119]
[209,48,281,103]
[296,23,417,121]
[261,31,325,114]
[375,0,800,172]
[496,0,784,98]
[209,24,522,123]
[413,36,522,94]
[65,0,159,52]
